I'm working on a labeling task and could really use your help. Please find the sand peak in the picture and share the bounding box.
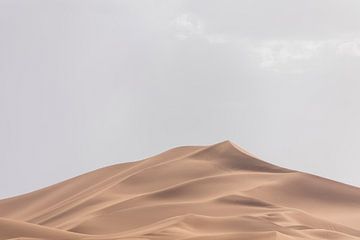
[0,142,359,240]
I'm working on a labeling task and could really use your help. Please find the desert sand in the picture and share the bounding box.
[0,140,360,240]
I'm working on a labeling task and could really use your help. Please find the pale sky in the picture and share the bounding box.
[1,0,360,198]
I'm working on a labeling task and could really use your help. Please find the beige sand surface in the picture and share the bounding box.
[0,141,359,239]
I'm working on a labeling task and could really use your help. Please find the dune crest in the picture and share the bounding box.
[0,140,359,240]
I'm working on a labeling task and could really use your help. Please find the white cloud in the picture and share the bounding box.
[252,39,360,72]
[204,34,228,44]
[337,40,360,57]
[171,14,203,40]
[170,13,360,72]
[171,14,229,45]
[254,40,323,71]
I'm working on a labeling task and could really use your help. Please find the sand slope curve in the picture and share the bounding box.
[0,141,359,240]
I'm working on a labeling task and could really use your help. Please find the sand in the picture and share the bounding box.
[0,140,359,240]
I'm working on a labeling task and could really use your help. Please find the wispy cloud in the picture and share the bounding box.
[337,40,360,57]
[252,39,360,72]
[171,14,203,40]
[253,40,324,72]
[171,14,228,44]
[171,14,360,73]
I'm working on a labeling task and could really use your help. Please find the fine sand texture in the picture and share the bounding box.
[1,140,360,240]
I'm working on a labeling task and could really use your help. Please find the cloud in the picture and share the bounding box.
[204,34,228,44]
[171,13,229,45]
[170,12,360,72]
[250,38,360,72]
[171,14,203,40]
[253,40,323,72]
[337,40,360,57]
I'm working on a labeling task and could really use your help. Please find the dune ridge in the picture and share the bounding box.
[0,140,359,240]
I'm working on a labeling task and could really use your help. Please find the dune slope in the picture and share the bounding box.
[0,141,359,240]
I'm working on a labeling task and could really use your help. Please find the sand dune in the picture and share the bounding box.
[0,140,359,240]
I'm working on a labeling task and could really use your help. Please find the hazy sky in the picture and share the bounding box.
[1,0,360,198]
